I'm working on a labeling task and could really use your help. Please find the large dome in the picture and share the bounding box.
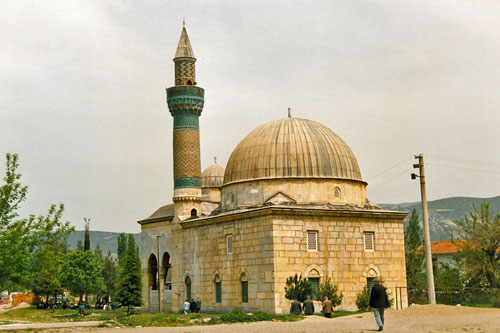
[224,117,363,185]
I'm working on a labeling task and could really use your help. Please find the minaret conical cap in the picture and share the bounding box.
[174,26,195,59]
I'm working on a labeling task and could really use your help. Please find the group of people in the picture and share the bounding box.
[183,297,201,314]
[289,296,334,317]
[289,278,389,331]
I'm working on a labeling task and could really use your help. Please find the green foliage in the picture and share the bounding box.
[457,203,500,288]
[434,262,462,288]
[284,274,312,302]
[117,233,127,265]
[116,234,142,314]
[102,250,118,298]
[317,277,343,307]
[355,285,370,311]
[59,249,104,298]
[0,153,31,291]
[405,209,426,288]
[84,219,90,251]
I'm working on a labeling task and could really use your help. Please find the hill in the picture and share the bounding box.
[67,231,140,256]
[380,196,500,241]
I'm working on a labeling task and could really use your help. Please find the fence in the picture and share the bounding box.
[395,286,500,310]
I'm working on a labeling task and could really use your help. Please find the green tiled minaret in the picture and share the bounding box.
[167,22,204,218]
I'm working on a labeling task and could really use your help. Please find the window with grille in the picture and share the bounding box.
[226,234,233,254]
[241,281,248,303]
[307,231,318,251]
[215,282,222,303]
[364,232,374,251]
[334,187,341,198]
[309,277,320,300]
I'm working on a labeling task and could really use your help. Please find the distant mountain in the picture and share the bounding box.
[380,196,500,241]
[67,231,140,256]
[66,196,500,252]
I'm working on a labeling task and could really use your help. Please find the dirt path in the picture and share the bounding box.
[2,305,500,332]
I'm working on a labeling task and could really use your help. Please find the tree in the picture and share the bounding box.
[434,262,462,288]
[116,234,142,314]
[404,209,426,287]
[457,203,500,288]
[60,249,104,301]
[284,274,312,302]
[102,250,118,299]
[30,204,73,301]
[0,153,31,291]
[318,277,343,307]
[83,218,90,251]
[117,233,127,266]
[355,285,370,311]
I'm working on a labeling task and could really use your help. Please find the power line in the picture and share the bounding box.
[366,157,413,182]
[426,163,500,174]
[425,153,500,168]
[368,168,413,191]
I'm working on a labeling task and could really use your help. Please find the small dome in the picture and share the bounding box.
[224,117,362,185]
[202,162,225,188]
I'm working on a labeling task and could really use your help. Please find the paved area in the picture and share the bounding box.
[2,304,500,332]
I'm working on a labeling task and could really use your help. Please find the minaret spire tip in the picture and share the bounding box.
[214,156,217,164]
[183,17,185,27]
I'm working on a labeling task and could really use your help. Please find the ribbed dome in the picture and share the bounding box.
[223,117,362,185]
[202,163,225,188]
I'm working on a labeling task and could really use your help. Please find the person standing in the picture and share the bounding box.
[322,297,333,318]
[189,298,197,313]
[183,299,190,314]
[303,296,315,315]
[196,297,201,313]
[290,299,302,315]
[369,278,389,331]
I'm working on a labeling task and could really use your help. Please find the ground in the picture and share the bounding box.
[1,305,500,332]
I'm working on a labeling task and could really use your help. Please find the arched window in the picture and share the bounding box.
[191,208,197,217]
[148,254,158,290]
[162,252,172,290]
[230,193,235,203]
[334,187,341,198]
[214,274,222,303]
[185,79,193,85]
[240,272,248,303]
[185,276,192,301]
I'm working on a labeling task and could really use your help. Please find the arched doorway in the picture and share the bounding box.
[162,252,172,290]
[185,276,192,301]
[148,254,158,290]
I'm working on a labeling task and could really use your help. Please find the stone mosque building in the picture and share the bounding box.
[138,24,408,313]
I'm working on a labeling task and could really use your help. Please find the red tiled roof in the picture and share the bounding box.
[417,240,466,254]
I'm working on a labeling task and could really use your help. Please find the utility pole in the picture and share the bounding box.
[156,235,161,312]
[411,154,436,304]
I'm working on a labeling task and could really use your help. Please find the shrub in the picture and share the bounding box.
[318,277,343,307]
[355,285,370,311]
[284,274,312,302]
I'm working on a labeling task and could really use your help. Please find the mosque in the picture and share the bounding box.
[138,24,408,313]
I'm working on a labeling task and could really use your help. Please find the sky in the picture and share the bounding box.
[1,0,500,233]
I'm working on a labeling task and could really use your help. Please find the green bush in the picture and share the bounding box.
[355,286,370,311]
[284,274,312,302]
[318,277,343,307]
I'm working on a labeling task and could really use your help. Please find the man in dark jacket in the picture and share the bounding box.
[189,298,197,313]
[303,296,314,315]
[290,299,302,315]
[369,278,389,331]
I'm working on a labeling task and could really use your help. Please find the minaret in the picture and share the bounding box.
[167,22,204,219]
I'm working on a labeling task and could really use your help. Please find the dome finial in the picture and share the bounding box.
[214,156,217,164]
[288,107,291,118]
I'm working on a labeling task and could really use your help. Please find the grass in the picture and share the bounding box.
[313,310,366,318]
[0,307,303,328]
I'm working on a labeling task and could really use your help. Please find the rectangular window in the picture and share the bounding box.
[364,232,374,251]
[307,231,318,251]
[226,234,233,254]
[241,281,248,303]
[309,277,320,300]
[216,282,222,303]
